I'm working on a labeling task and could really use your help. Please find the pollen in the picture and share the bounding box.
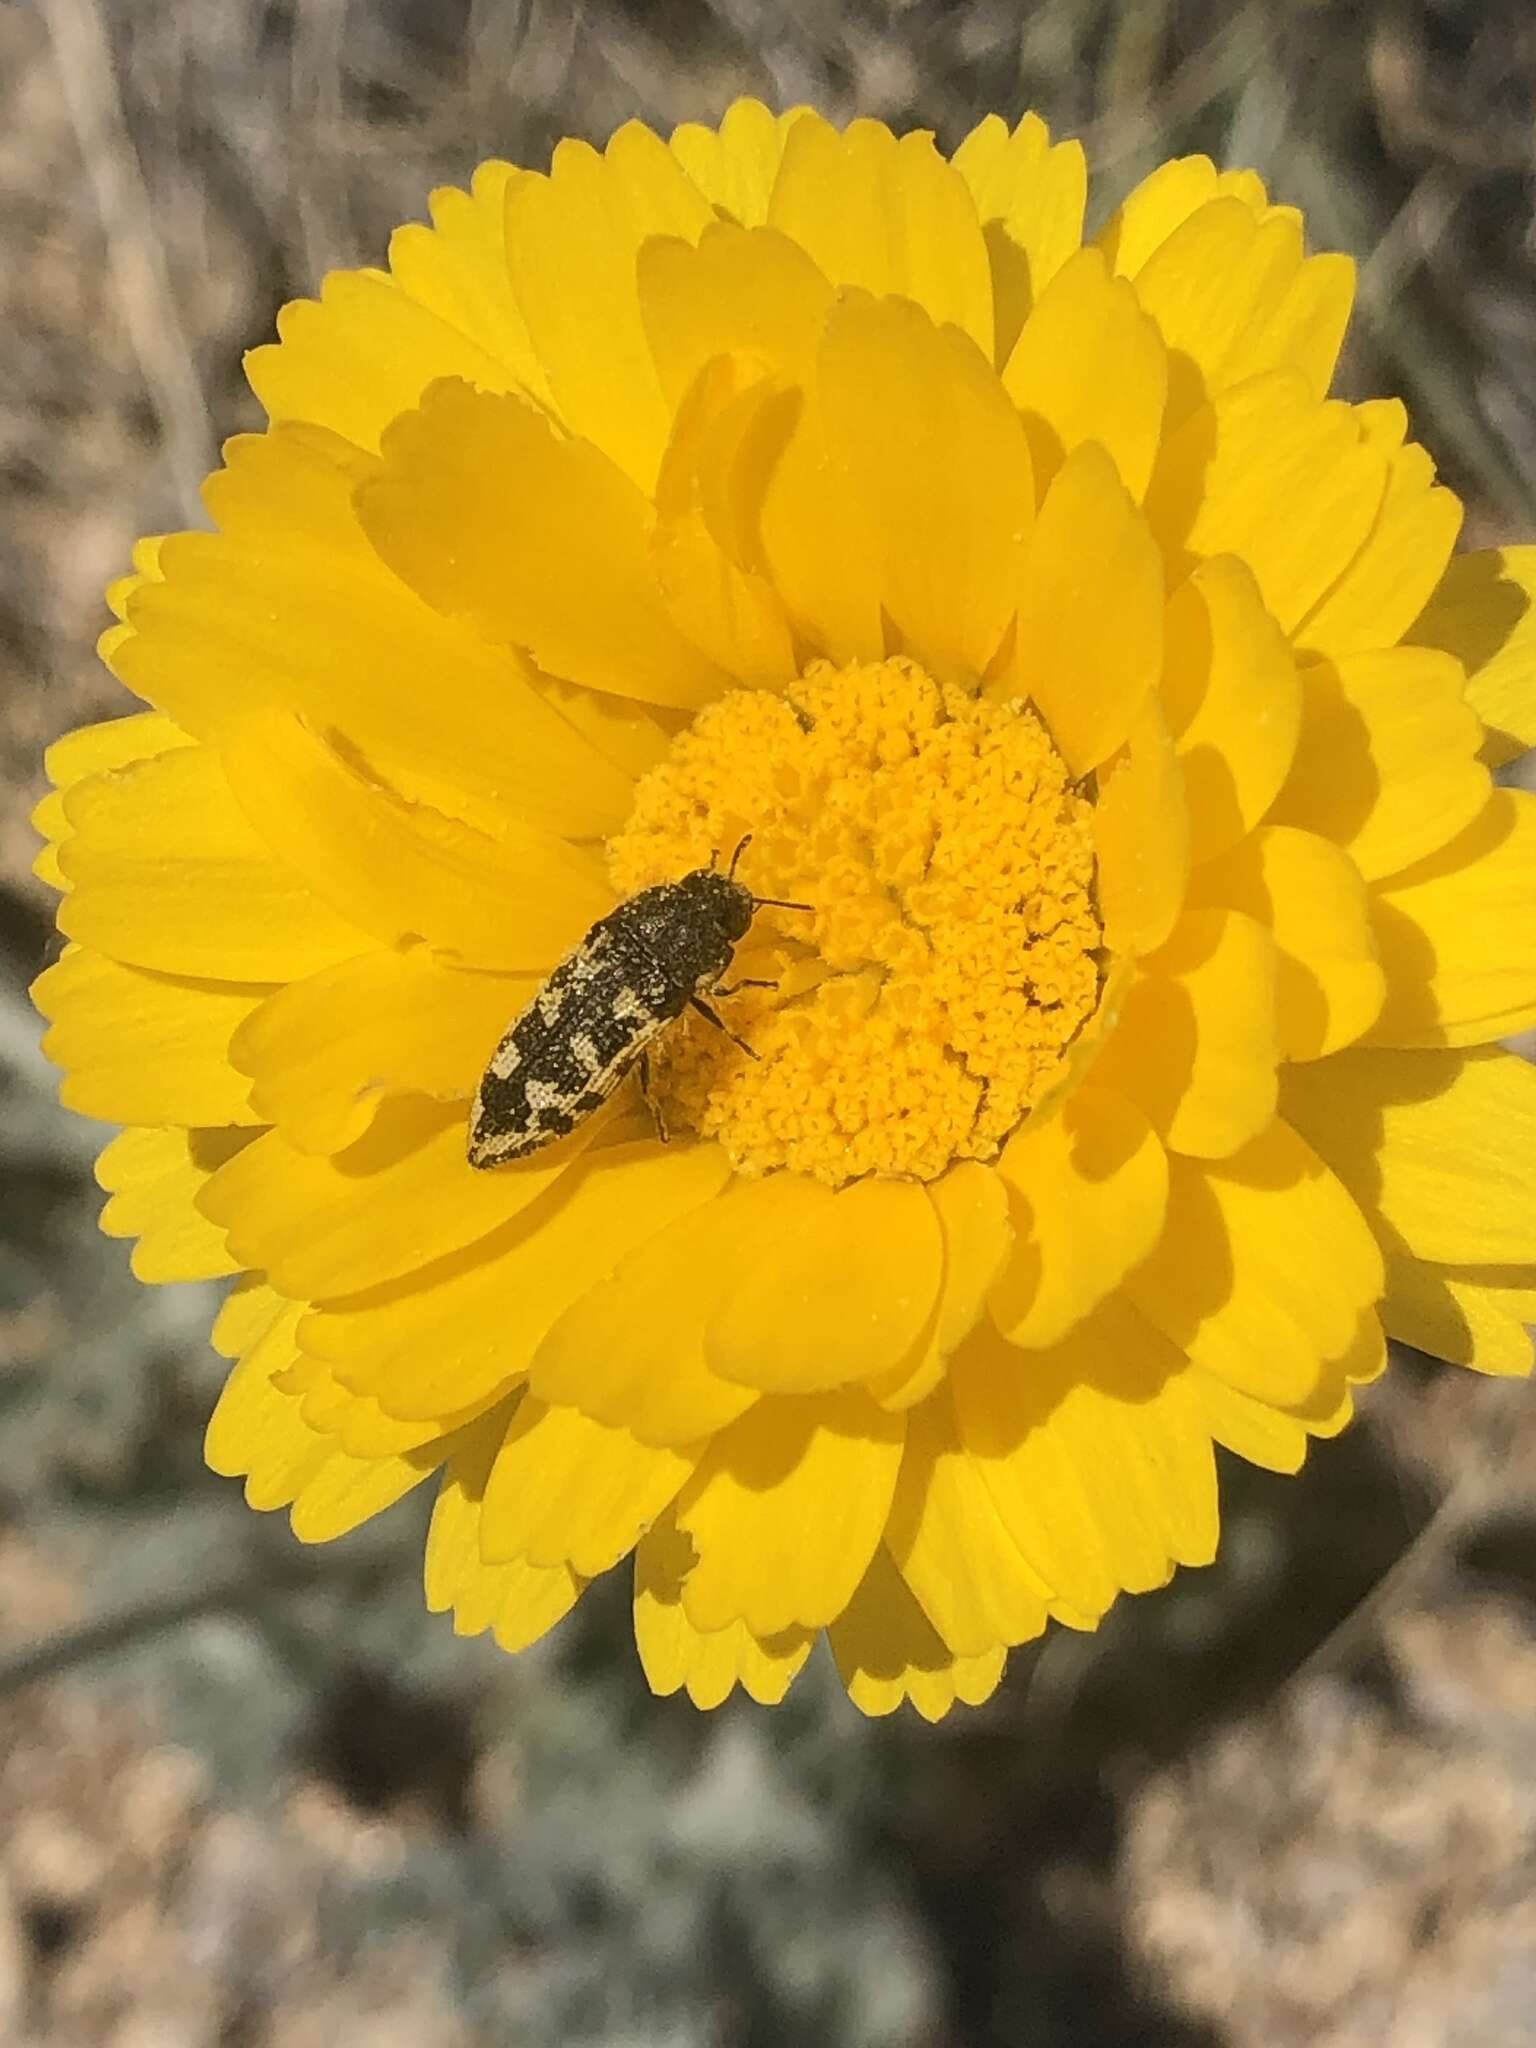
[608,658,1103,1186]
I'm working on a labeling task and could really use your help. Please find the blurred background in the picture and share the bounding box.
[4,2,1536,2042]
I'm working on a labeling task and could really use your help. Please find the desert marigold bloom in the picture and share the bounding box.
[31,103,1536,1717]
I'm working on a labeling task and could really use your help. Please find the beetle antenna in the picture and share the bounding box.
[727,833,752,878]
[753,894,813,912]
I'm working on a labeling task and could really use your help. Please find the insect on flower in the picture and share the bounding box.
[466,838,810,1167]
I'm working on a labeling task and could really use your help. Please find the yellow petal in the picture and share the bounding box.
[633,1518,813,1708]
[634,221,878,661]
[707,1177,944,1394]
[34,713,194,891]
[767,114,992,355]
[425,1420,583,1650]
[57,745,367,981]
[829,1546,1006,1721]
[220,711,612,972]
[1191,1371,1309,1474]
[119,429,637,841]
[504,123,715,490]
[1092,694,1191,957]
[1309,1311,1391,1407]
[104,533,167,620]
[1146,372,1387,633]
[638,220,832,406]
[456,1560,583,1648]
[868,1161,1014,1411]
[956,1297,1218,1593]
[231,950,536,1157]
[357,380,729,710]
[1059,1325,1221,1576]
[276,1352,496,1459]
[1187,826,1386,1060]
[196,420,370,551]
[1129,198,1306,424]
[668,100,811,227]
[990,1083,1168,1347]
[949,1306,1198,1618]
[244,268,523,453]
[97,1126,251,1282]
[1001,245,1167,502]
[1281,1046,1536,1267]
[205,1301,319,1502]
[1269,648,1489,882]
[530,1176,827,1444]
[1125,1119,1384,1406]
[951,111,1086,366]
[650,352,797,682]
[1234,249,1355,403]
[1088,908,1280,1158]
[212,1337,468,1538]
[884,1390,1052,1656]
[1001,441,1163,775]
[947,1324,1123,1619]
[1098,156,1277,278]
[1285,1318,1381,1412]
[301,1139,733,1421]
[1407,545,1536,766]
[1161,556,1301,865]
[536,672,672,783]
[35,804,84,889]
[1127,186,1351,415]
[759,399,885,666]
[821,292,1033,680]
[1366,791,1536,1047]
[33,950,268,1127]
[288,1431,461,1545]
[1298,403,1462,660]
[384,162,553,404]
[674,1390,905,1634]
[1382,1257,1536,1378]
[1073,1317,1221,1573]
[198,1096,604,1300]
[479,1395,693,1577]
[211,1277,286,1360]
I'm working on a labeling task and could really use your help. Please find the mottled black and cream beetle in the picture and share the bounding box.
[466,839,808,1168]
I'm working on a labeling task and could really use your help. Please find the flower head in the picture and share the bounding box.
[32,103,1536,1717]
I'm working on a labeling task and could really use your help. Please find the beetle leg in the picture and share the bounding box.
[690,995,760,1060]
[712,976,778,999]
[638,1051,670,1143]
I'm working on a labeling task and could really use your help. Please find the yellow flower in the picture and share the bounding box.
[31,103,1536,1719]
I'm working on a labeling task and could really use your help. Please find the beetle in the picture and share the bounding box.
[466,839,807,1168]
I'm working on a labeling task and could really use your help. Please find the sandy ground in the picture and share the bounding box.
[4,3,1536,2042]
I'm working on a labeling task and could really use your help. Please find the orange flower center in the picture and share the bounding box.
[608,658,1102,1185]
